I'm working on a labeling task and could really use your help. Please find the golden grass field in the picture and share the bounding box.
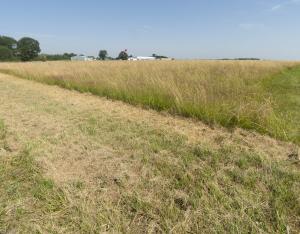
[0,60,299,143]
[0,61,299,233]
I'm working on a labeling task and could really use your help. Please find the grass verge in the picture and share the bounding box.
[0,60,299,144]
[77,115,300,233]
[2,117,299,233]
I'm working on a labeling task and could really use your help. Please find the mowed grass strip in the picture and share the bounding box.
[262,66,300,144]
[0,120,68,232]
[1,118,300,233]
[0,60,299,144]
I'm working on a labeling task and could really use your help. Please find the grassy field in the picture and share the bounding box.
[0,61,300,233]
[0,75,299,233]
[0,60,299,144]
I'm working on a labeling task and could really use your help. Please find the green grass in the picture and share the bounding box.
[1,116,300,233]
[79,114,300,233]
[0,127,67,232]
[263,66,300,144]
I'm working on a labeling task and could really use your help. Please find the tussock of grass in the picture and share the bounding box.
[0,60,299,143]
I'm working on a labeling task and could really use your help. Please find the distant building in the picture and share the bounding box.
[128,56,156,61]
[158,58,173,61]
[128,55,173,61]
[137,56,156,61]
[71,55,95,61]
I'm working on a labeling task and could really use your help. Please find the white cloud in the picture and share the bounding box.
[270,0,300,11]
[271,4,282,11]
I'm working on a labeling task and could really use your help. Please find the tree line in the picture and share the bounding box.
[0,35,170,62]
[0,35,40,61]
[0,35,129,62]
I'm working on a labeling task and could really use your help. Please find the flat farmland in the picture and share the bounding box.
[1,60,300,143]
[0,61,299,233]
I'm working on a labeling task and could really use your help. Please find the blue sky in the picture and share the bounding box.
[1,0,300,59]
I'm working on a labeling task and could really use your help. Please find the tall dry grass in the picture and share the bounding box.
[0,60,299,141]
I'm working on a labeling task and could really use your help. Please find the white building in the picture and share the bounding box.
[71,55,95,61]
[137,56,156,61]
[128,56,156,61]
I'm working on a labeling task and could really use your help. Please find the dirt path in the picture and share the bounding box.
[0,73,296,184]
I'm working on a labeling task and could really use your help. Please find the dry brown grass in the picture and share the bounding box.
[0,74,299,233]
[0,60,299,143]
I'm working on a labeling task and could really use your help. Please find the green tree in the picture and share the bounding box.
[17,37,41,61]
[99,50,108,60]
[0,36,17,49]
[117,50,128,60]
[0,46,13,61]
[63,53,76,59]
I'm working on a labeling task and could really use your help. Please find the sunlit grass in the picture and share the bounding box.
[1,118,300,233]
[0,60,299,143]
